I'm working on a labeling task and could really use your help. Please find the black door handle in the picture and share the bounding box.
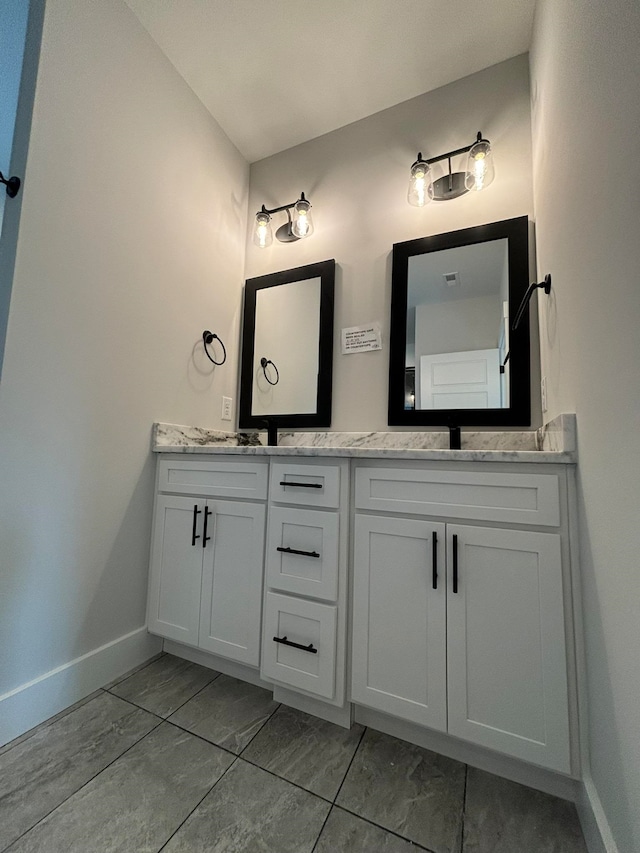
[432,531,438,589]
[203,506,212,548]
[277,546,320,558]
[273,635,318,654]
[452,533,459,594]
[191,504,201,546]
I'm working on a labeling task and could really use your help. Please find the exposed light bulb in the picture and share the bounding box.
[292,197,314,238]
[465,139,494,192]
[408,158,432,206]
[253,211,272,248]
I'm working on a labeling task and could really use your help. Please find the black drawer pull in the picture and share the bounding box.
[452,533,459,594]
[191,504,201,546]
[432,531,438,589]
[273,635,318,654]
[279,480,323,489]
[277,546,320,558]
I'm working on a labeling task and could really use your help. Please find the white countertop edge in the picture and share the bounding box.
[152,443,576,464]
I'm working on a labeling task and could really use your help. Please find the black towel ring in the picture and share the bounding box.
[260,357,279,385]
[202,330,227,365]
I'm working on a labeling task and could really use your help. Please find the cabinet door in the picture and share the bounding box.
[199,500,266,666]
[446,525,570,773]
[351,515,447,730]
[147,495,204,645]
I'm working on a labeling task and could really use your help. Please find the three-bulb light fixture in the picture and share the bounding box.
[253,192,314,248]
[408,131,495,205]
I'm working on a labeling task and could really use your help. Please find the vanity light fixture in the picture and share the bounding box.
[253,192,314,248]
[407,131,495,205]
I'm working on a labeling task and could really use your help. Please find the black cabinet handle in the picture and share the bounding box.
[279,480,323,489]
[203,506,212,548]
[273,635,318,654]
[452,533,459,594]
[277,546,320,558]
[191,504,201,546]
[432,531,438,589]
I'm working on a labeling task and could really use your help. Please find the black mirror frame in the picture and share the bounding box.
[388,216,531,427]
[239,259,335,430]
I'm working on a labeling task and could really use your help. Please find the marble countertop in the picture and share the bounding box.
[151,414,576,464]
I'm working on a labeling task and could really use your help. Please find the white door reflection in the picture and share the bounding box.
[406,239,510,410]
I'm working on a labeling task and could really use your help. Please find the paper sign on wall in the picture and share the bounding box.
[341,322,382,354]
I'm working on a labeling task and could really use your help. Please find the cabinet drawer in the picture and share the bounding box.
[270,462,340,508]
[266,507,339,601]
[355,467,560,527]
[261,592,337,699]
[158,458,268,500]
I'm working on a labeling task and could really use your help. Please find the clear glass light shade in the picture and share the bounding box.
[465,140,495,192]
[407,160,433,207]
[253,211,273,248]
[292,198,314,239]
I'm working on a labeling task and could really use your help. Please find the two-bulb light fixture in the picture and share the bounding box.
[253,192,314,248]
[408,131,495,206]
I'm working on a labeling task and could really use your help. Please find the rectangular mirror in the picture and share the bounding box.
[239,259,335,430]
[389,217,531,427]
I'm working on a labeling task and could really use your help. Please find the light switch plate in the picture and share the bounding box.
[221,396,232,421]
[541,377,548,413]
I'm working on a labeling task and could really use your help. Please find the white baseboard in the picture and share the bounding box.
[0,627,162,747]
[577,773,620,853]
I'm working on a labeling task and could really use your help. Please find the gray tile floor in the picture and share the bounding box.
[1,654,588,853]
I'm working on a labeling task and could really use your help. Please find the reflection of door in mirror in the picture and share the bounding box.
[406,239,509,410]
[252,278,321,416]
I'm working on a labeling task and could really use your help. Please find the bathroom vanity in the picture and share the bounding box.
[146,417,581,792]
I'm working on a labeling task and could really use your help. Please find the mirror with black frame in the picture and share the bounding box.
[388,216,531,429]
[239,259,335,433]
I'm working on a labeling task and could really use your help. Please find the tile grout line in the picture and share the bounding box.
[0,714,166,853]
[1,651,169,759]
[328,803,437,853]
[237,701,282,757]
[331,723,367,805]
[0,690,103,759]
[460,764,468,853]
[104,669,221,721]
[156,755,241,853]
[327,726,438,852]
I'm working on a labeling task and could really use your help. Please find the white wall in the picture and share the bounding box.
[0,0,248,701]
[530,2,640,850]
[246,55,535,431]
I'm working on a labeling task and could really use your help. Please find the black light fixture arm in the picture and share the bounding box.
[257,191,308,217]
[512,274,552,331]
[412,131,487,169]
[0,171,21,198]
[202,330,227,365]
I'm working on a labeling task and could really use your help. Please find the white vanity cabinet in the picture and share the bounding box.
[261,460,349,707]
[147,456,268,666]
[351,462,574,774]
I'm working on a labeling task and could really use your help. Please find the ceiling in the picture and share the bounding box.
[124,0,536,163]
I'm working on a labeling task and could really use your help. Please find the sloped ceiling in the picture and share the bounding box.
[125,0,535,163]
